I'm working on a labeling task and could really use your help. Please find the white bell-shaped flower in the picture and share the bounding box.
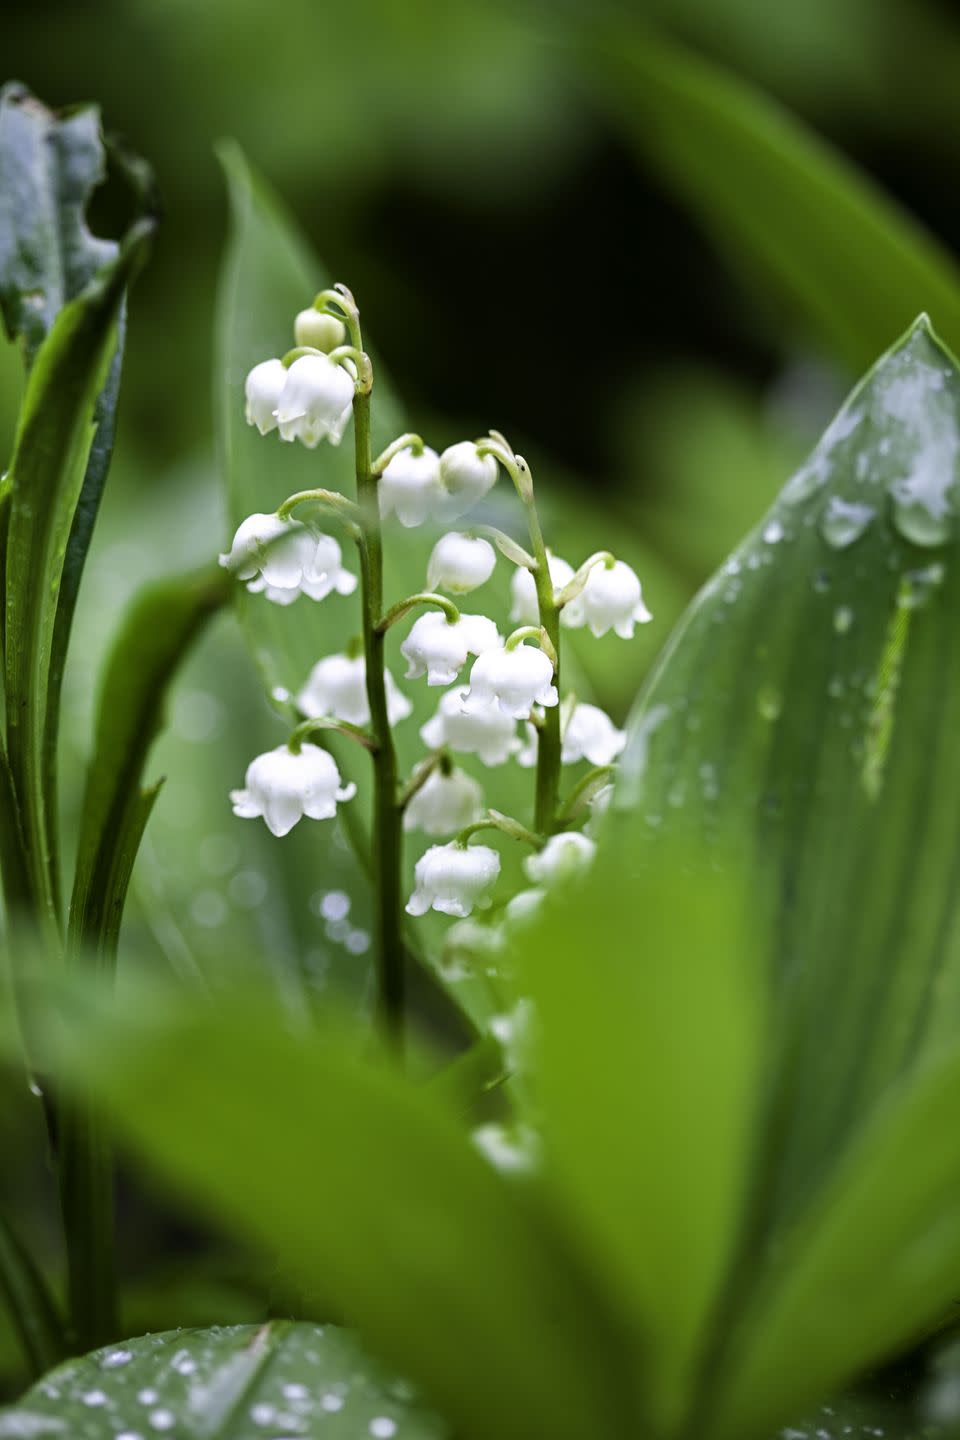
[246,532,357,605]
[230,743,356,837]
[379,446,443,528]
[524,831,596,887]
[517,700,626,768]
[219,513,317,599]
[420,690,520,766]
[275,354,355,448]
[443,917,506,962]
[294,308,346,352]
[244,359,288,435]
[406,842,500,918]
[296,654,412,727]
[579,559,652,638]
[563,701,627,765]
[401,610,500,686]
[438,441,498,518]
[427,532,495,594]
[509,553,585,629]
[462,642,558,721]
[403,767,483,836]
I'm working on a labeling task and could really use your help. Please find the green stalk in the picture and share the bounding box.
[354,388,405,1042]
[0,1211,67,1380]
[524,498,563,834]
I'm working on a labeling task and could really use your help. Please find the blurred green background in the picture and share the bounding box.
[4,0,960,1396]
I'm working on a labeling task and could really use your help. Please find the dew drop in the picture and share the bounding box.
[282,1383,309,1401]
[820,496,875,549]
[82,1389,108,1406]
[101,1349,133,1369]
[833,606,854,634]
[762,520,784,545]
[900,561,946,609]
[757,685,782,722]
[249,1401,276,1425]
[370,1420,398,1438]
[148,1410,175,1432]
[321,1392,345,1412]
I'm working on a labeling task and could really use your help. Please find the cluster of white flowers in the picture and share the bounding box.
[223,299,651,943]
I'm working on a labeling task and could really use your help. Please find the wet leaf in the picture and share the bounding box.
[0,1321,447,1438]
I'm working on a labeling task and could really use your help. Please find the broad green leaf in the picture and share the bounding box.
[47,983,633,1440]
[594,29,960,370]
[712,1048,960,1439]
[68,563,230,959]
[0,87,151,914]
[520,846,765,1436]
[613,316,960,1431]
[3,222,152,925]
[0,1321,447,1438]
[0,83,116,361]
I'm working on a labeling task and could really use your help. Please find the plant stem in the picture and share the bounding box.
[0,1211,66,1379]
[524,495,562,834]
[354,388,405,1044]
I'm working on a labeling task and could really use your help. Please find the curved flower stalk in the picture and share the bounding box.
[224,283,652,1044]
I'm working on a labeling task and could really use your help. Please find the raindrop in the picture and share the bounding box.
[138,1389,159,1405]
[762,520,784,544]
[82,1389,108,1406]
[812,570,831,594]
[757,686,782,722]
[282,1383,309,1401]
[345,929,371,955]
[101,1349,133,1369]
[321,1393,345,1412]
[116,1433,144,1440]
[250,1401,276,1425]
[148,1411,176,1432]
[833,606,854,634]
[900,562,945,609]
[172,1351,196,1376]
[313,889,350,921]
[370,1421,398,1438]
[820,497,875,549]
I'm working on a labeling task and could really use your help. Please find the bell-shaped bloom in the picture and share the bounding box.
[462,642,558,721]
[427,532,495,594]
[443,917,506,962]
[221,516,356,606]
[379,446,444,528]
[438,441,498,518]
[509,553,585,629]
[524,831,596,887]
[296,654,412,727]
[579,559,652,638]
[420,689,520,767]
[401,610,500,686]
[244,358,288,435]
[406,841,500,918]
[275,354,355,448]
[230,744,356,837]
[518,700,626,769]
[403,767,483,836]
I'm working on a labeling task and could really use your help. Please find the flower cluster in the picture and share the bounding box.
[222,290,651,989]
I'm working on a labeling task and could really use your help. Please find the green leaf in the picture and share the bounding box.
[712,1048,960,1439]
[3,221,152,926]
[0,1321,447,1438]
[594,29,960,370]
[68,562,230,960]
[0,83,117,361]
[520,846,765,1436]
[47,983,633,1440]
[613,316,960,1431]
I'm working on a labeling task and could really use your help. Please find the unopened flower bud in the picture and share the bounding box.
[427,532,495,594]
[580,559,652,638]
[275,353,355,448]
[379,446,443,528]
[294,308,347,353]
[230,744,356,837]
[438,441,498,518]
[401,611,500,686]
[296,654,412,727]
[244,359,288,435]
[462,642,558,721]
[403,767,483,836]
[406,842,500,918]
[420,690,521,767]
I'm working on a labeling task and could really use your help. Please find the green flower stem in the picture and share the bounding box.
[557,765,615,822]
[377,592,460,634]
[353,384,405,1044]
[371,433,424,475]
[276,488,360,530]
[288,717,377,753]
[477,438,562,831]
[455,810,542,850]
